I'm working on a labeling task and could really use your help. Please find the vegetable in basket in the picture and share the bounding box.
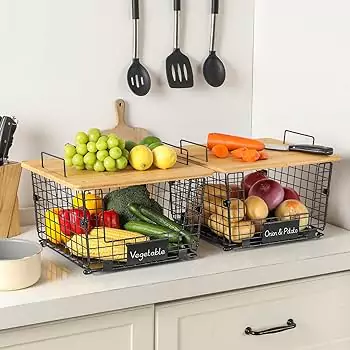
[45,208,70,244]
[58,209,91,236]
[72,192,103,215]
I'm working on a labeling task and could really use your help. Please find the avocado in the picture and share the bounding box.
[139,136,161,146]
[125,140,137,152]
[149,142,163,150]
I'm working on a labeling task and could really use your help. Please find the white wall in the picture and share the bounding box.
[252,0,350,229]
[0,0,255,210]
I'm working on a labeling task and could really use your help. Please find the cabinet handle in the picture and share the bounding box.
[245,319,296,336]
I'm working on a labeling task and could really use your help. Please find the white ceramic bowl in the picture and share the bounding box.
[0,239,42,291]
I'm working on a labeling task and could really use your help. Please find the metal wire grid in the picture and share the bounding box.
[201,162,333,249]
[32,173,203,273]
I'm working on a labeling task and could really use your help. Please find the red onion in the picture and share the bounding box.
[242,170,268,197]
[248,179,284,211]
[283,187,300,201]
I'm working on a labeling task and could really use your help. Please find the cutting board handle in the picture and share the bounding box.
[115,99,126,127]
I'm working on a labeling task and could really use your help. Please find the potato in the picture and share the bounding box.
[204,197,245,222]
[245,196,269,220]
[275,200,309,231]
[203,184,228,201]
[208,214,255,243]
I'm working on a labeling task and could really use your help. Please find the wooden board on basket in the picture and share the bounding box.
[102,99,149,143]
[185,138,341,173]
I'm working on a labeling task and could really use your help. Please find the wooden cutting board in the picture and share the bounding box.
[103,99,149,143]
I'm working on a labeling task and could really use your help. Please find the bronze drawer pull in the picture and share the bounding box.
[245,319,296,336]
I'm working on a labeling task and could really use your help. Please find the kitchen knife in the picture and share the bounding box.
[0,116,18,165]
[264,143,334,156]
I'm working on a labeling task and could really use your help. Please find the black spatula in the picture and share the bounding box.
[127,0,151,96]
[166,0,194,88]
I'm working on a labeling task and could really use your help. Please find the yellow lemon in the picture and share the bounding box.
[72,192,103,215]
[129,145,153,171]
[152,145,177,170]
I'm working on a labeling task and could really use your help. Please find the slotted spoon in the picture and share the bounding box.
[127,0,151,96]
[166,0,194,88]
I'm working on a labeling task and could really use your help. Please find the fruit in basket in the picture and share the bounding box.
[96,150,109,162]
[72,154,84,167]
[94,160,105,172]
[109,147,122,160]
[96,139,108,151]
[58,209,92,236]
[116,156,128,170]
[98,135,108,143]
[122,149,129,159]
[149,142,163,150]
[83,152,97,166]
[242,170,268,197]
[75,131,89,145]
[87,141,97,153]
[76,143,88,156]
[283,187,300,201]
[248,179,284,211]
[152,145,177,170]
[64,144,77,158]
[107,136,119,149]
[73,193,103,215]
[207,214,255,242]
[104,156,116,171]
[64,157,73,167]
[125,140,137,152]
[130,145,153,171]
[85,164,94,171]
[87,128,101,143]
[45,209,70,244]
[66,228,149,261]
[245,196,269,220]
[275,200,309,231]
[140,136,161,146]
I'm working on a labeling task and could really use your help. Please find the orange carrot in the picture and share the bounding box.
[208,133,264,151]
[231,147,247,159]
[258,150,269,160]
[241,149,260,162]
[212,144,229,158]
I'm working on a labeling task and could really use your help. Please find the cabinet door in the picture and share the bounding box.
[0,306,154,350]
[156,273,350,350]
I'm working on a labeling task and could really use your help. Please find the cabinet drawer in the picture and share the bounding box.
[156,273,350,350]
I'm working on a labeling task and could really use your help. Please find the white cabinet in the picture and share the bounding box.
[0,306,154,350]
[156,273,350,350]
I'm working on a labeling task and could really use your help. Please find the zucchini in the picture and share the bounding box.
[128,203,156,225]
[124,221,180,243]
[139,206,194,245]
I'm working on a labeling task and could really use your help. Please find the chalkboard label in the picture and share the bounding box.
[262,220,300,244]
[127,239,169,265]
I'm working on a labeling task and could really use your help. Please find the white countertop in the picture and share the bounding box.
[1,225,350,330]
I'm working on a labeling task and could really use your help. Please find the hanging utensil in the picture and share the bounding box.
[127,0,151,96]
[166,0,194,88]
[203,0,226,87]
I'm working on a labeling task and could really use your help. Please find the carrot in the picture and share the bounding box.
[231,147,247,159]
[241,149,260,162]
[208,133,265,151]
[212,144,229,158]
[258,150,269,160]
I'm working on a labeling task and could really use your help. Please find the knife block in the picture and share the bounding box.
[0,162,21,238]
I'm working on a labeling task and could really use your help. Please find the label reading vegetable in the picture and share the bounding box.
[262,220,300,244]
[127,239,169,265]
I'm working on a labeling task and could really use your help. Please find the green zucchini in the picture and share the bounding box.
[124,221,180,243]
[139,206,194,245]
[128,203,156,225]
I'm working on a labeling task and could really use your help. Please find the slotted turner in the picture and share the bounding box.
[166,0,194,88]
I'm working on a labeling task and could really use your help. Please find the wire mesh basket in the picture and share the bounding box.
[32,173,203,274]
[200,162,333,250]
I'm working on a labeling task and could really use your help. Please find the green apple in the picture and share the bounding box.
[64,157,73,167]
[84,152,97,166]
[97,150,109,162]
[64,144,76,158]
[96,139,108,151]
[75,132,89,144]
[98,135,108,143]
[76,143,88,156]
[72,154,84,167]
[122,149,129,159]
[109,147,122,160]
[87,141,97,153]
[85,163,94,171]
[104,156,116,170]
[116,156,128,170]
[107,137,119,149]
[75,165,85,170]
[88,128,101,142]
[94,160,105,172]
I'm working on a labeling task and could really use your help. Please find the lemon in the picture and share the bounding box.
[129,145,153,171]
[152,145,177,170]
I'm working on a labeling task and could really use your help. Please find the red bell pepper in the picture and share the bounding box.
[98,210,120,229]
[58,209,91,235]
